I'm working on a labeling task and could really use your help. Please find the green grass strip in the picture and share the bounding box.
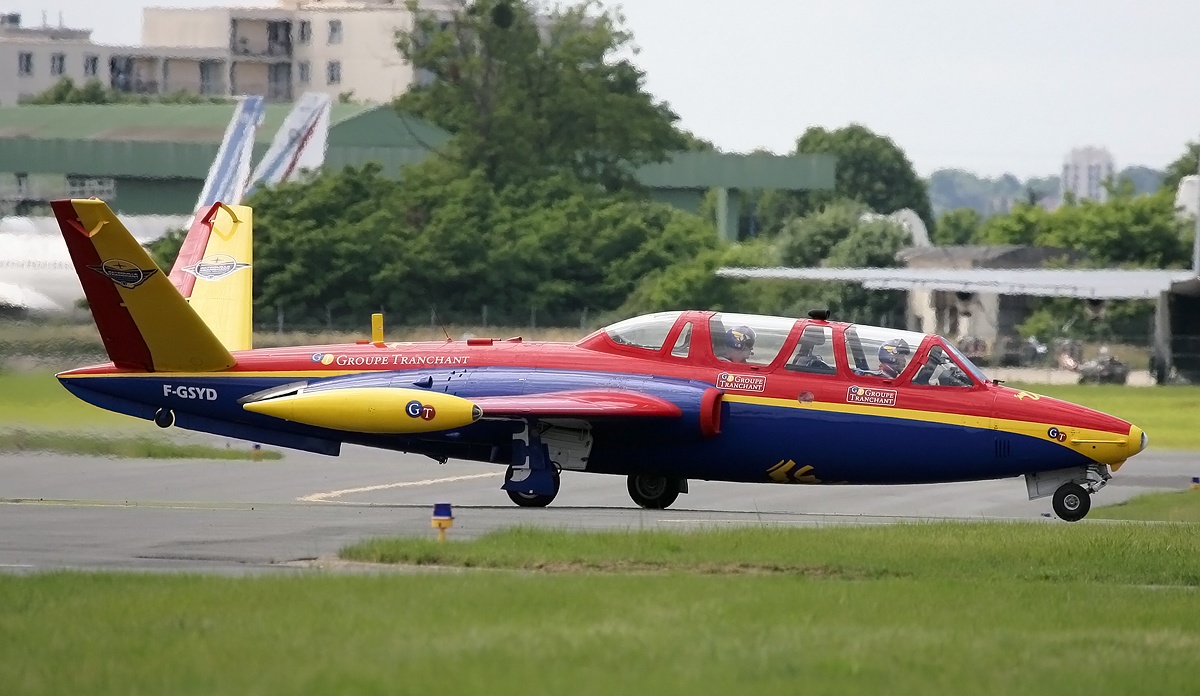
[0,429,282,460]
[341,522,1200,586]
[1091,488,1200,522]
[5,527,1200,695]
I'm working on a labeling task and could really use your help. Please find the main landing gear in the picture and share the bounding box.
[627,475,686,510]
[1026,464,1109,522]
[505,466,560,507]
[502,421,561,507]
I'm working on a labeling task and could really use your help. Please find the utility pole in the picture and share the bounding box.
[1193,148,1200,272]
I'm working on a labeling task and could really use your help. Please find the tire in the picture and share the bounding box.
[504,467,559,508]
[1052,482,1091,522]
[627,475,681,510]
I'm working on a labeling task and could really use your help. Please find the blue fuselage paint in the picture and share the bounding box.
[59,367,1091,485]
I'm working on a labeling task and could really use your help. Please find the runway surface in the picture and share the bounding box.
[1,445,1196,574]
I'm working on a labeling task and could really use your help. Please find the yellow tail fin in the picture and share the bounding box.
[52,199,236,372]
[169,203,254,351]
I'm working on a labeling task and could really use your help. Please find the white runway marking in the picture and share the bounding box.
[299,472,503,503]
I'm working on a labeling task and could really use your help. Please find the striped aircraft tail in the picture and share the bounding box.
[170,203,254,352]
[51,199,237,373]
[194,95,266,212]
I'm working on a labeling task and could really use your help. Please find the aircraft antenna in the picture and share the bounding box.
[431,305,452,342]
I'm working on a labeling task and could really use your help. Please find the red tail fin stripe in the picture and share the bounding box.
[169,203,220,298]
[52,200,155,371]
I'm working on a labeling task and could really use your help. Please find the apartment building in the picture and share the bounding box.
[1,1,449,107]
[1060,146,1116,203]
[0,12,231,106]
[142,0,455,104]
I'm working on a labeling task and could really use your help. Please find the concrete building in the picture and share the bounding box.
[0,11,233,106]
[1,1,453,107]
[899,246,1085,357]
[1060,146,1115,203]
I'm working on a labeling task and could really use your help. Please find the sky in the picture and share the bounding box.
[10,0,1200,178]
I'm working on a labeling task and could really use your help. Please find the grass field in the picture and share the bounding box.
[0,372,279,459]
[3,523,1199,695]
[980,381,1200,449]
[1092,488,1200,522]
[341,523,1200,584]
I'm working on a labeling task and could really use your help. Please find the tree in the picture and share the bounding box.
[976,189,1191,343]
[754,125,933,237]
[245,159,723,327]
[979,190,1189,269]
[1163,141,1200,194]
[933,208,981,245]
[393,0,687,190]
[25,77,229,105]
[771,199,911,325]
[1117,165,1164,195]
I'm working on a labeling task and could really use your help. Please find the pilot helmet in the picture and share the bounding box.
[726,325,756,352]
[878,338,911,374]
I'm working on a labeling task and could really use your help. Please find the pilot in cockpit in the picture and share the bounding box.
[719,326,756,363]
[877,338,911,378]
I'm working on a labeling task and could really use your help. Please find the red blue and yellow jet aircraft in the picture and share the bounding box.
[52,199,1147,521]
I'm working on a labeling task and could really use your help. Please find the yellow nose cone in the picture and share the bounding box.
[1103,424,1147,473]
[243,387,481,434]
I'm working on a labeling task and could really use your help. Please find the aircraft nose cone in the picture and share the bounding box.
[1108,424,1146,472]
[1131,425,1148,454]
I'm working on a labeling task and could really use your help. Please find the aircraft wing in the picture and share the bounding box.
[0,281,60,312]
[717,266,1196,300]
[242,386,684,434]
[473,390,683,418]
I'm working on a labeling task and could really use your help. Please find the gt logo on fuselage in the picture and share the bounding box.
[405,399,437,420]
[162,385,218,401]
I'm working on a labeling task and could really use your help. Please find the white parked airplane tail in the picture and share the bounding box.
[194,95,267,212]
[244,92,332,197]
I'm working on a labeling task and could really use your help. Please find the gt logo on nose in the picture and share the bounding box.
[405,400,436,420]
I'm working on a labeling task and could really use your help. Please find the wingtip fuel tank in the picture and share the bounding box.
[242,387,481,434]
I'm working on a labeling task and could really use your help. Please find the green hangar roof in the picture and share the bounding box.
[0,103,452,178]
[0,103,832,190]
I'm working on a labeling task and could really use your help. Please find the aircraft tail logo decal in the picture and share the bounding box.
[87,259,158,289]
[182,254,251,282]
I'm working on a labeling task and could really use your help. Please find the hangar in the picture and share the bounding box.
[0,103,835,242]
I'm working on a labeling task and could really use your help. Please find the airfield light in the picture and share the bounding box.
[1191,476,1199,490]
[432,502,454,542]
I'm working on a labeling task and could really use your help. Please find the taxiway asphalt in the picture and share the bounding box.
[1,446,1196,574]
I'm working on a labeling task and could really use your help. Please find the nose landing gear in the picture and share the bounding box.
[1051,482,1091,522]
[1026,464,1110,522]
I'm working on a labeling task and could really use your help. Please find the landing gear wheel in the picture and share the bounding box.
[627,475,680,510]
[1052,482,1091,522]
[153,408,174,428]
[505,467,560,508]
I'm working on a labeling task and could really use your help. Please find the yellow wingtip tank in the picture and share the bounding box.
[242,387,482,434]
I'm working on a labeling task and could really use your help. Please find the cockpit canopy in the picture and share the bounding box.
[594,310,988,387]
